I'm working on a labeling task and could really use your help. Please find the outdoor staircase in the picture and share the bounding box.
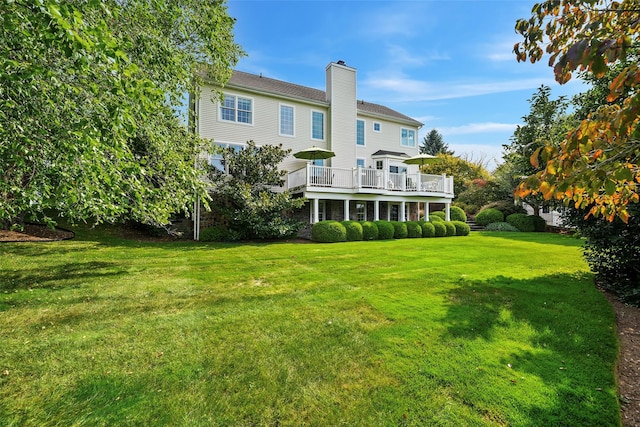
[466,220,484,231]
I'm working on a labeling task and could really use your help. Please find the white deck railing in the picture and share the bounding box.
[288,165,454,195]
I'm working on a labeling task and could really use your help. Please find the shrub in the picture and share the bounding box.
[200,225,242,242]
[449,206,467,222]
[485,222,520,232]
[420,221,435,237]
[311,221,347,243]
[506,213,535,232]
[443,221,456,236]
[531,215,547,232]
[374,220,395,240]
[431,211,446,220]
[341,220,363,241]
[360,221,379,240]
[406,221,422,238]
[452,220,470,236]
[433,221,447,237]
[429,214,444,222]
[475,208,504,226]
[479,200,526,218]
[391,221,408,239]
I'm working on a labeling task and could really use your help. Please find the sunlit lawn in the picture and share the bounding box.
[0,230,619,426]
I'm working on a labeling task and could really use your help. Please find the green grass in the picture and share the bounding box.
[0,230,620,426]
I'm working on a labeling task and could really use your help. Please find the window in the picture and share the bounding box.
[209,143,244,173]
[401,128,415,147]
[318,201,326,222]
[376,160,383,170]
[311,111,324,140]
[312,159,324,166]
[373,122,381,132]
[220,94,253,124]
[356,158,365,168]
[390,204,399,221]
[389,165,407,174]
[280,105,294,136]
[356,119,365,146]
[356,202,366,221]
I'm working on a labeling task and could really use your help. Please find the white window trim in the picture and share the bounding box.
[356,201,367,221]
[400,127,416,147]
[356,157,366,168]
[318,200,326,222]
[373,122,381,132]
[279,103,295,137]
[356,119,366,146]
[310,110,325,141]
[218,93,254,126]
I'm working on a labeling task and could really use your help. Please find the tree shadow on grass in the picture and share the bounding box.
[1,261,126,292]
[439,273,619,426]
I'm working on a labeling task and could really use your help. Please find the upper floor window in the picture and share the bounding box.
[401,128,415,147]
[209,142,244,173]
[373,122,381,132]
[220,94,252,124]
[356,119,365,146]
[280,104,294,136]
[311,111,324,140]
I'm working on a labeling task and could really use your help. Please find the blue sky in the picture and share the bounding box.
[226,0,587,169]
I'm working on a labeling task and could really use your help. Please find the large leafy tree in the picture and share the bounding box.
[503,85,575,215]
[419,129,454,155]
[0,0,242,229]
[420,154,491,199]
[207,141,306,240]
[513,0,640,222]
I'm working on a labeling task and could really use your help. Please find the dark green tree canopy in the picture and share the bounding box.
[419,129,453,156]
[0,0,243,229]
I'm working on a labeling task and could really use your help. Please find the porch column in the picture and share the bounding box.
[344,199,350,221]
[400,201,406,222]
[374,200,379,221]
[312,199,319,224]
[424,201,430,221]
[445,202,451,221]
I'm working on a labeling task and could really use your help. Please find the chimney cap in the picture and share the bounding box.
[336,60,346,65]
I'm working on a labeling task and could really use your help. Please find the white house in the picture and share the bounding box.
[192,61,454,234]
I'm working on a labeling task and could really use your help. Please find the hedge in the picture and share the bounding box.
[391,221,408,239]
[405,221,422,238]
[420,221,435,237]
[506,213,535,232]
[311,221,347,243]
[374,220,395,240]
[341,220,364,241]
[360,221,379,240]
[443,221,456,236]
[449,206,467,222]
[431,211,446,220]
[429,214,444,222]
[433,221,447,237]
[475,208,504,226]
[451,220,470,236]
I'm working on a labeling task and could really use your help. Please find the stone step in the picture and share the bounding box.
[466,220,484,231]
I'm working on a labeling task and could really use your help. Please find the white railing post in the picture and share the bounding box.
[417,172,421,191]
[441,173,446,193]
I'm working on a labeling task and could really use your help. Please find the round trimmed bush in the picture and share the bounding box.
[429,214,444,222]
[341,220,363,241]
[449,206,467,222]
[480,200,526,217]
[420,221,435,237]
[443,221,456,236]
[311,221,347,243]
[391,221,408,239]
[485,222,519,232]
[433,221,447,237]
[360,221,379,240]
[374,220,395,240]
[475,208,504,226]
[506,213,535,232]
[406,221,422,238]
[452,220,470,236]
[431,211,446,220]
[531,215,547,232]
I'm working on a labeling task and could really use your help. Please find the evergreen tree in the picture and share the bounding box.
[419,129,453,155]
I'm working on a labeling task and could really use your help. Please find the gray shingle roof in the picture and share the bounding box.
[225,70,423,127]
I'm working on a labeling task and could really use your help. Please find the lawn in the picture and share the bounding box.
[0,230,619,426]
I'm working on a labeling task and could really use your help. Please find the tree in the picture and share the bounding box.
[514,0,640,223]
[0,0,243,229]
[207,141,306,240]
[420,154,491,199]
[502,85,575,215]
[419,129,454,155]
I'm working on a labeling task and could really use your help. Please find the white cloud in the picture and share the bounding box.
[440,122,518,136]
[362,75,557,102]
